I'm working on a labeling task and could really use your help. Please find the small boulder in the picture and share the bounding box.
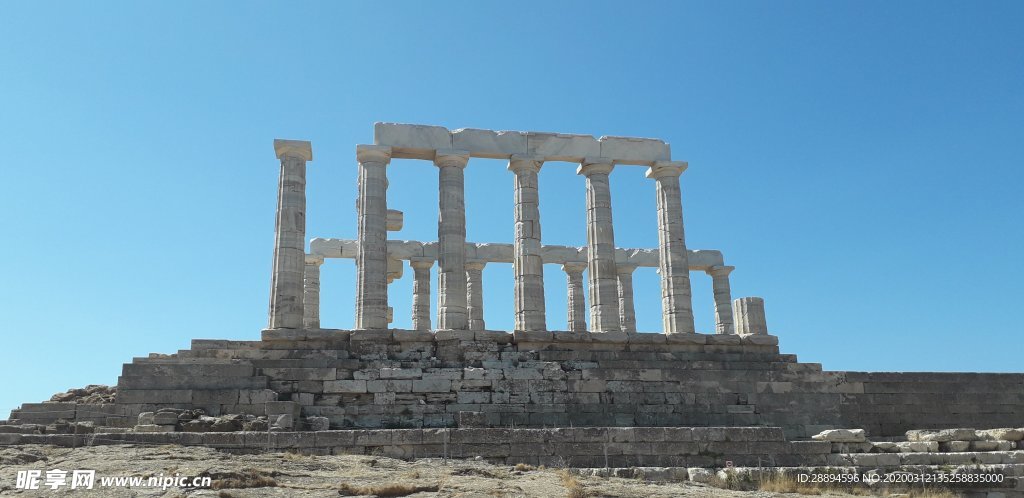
[812,429,867,443]
[979,428,1024,441]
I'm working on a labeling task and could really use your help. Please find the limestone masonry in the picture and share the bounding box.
[4,123,1023,495]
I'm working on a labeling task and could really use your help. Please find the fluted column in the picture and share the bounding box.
[434,149,471,330]
[616,264,638,333]
[354,145,392,330]
[508,155,547,331]
[465,260,486,331]
[707,265,736,334]
[734,297,768,335]
[410,257,433,330]
[303,255,324,329]
[562,262,588,332]
[577,158,621,332]
[268,139,312,330]
[646,161,695,334]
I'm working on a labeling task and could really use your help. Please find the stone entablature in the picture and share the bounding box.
[375,123,671,165]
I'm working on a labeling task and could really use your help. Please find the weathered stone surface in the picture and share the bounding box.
[375,122,452,160]
[598,136,670,165]
[979,428,1024,441]
[906,428,979,442]
[812,429,867,443]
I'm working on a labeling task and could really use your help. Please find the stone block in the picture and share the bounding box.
[266,401,301,418]
[705,334,742,345]
[350,329,393,342]
[452,128,527,158]
[380,368,423,379]
[138,412,155,425]
[740,334,779,346]
[525,132,600,162]
[513,330,553,343]
[474,330,513,343]
[627,333,667,345]
[980,428,1024,441]
[118,390,192,404]
[391,330,433,342]
[812,428,867,443]
[374,122,452,160]
[323,380,367,394]
[316,430,355,447]
[598,136,670,165]
[261,368,336,381]
[665,333,707,345]
[413,379,452,393]
[366,380,412,393]
[153,412,179,425]
[938,440,971,452]
[135,424,175,433]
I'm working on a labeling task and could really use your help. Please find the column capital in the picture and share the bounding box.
[356,144,392,165]
[577,157,614,176]
[616,263,638,274]
[305,254,325,266]
[465,259,487,271]
[508,155,544,174]
[433,149,470,169]
[645,160,688,179]
[707,265,735,277]
[409,257,435,270]
[274,139,313,161]
[562,262,587,274]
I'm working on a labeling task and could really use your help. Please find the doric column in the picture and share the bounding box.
[562,262,588,332]
[354,145,392,330]
[645,161,696,334]
[734,297,768,335]
[465,260,486,331]
[707,265,736,334]
[410,257,433,331]
[577,158,621,332]
[434,149,471,330]
[616,264,638,333]
[508,155,547,331]
[268,139,312,330]
[303,255,324,329]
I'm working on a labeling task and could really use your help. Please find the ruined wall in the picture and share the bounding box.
[9,329,1022,439]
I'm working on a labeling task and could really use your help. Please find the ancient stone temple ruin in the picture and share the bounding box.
[4,124,1023,493]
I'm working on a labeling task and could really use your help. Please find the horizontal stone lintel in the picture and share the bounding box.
[309,238,725,270]
[375,122,673,166]
[260,327,779,347]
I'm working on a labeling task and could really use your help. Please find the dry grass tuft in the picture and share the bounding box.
[206,468,278,490]
[906,488,960,498]
[757,473,823,495]
[337,482,440,497]
[558,469,590,498]
[513,463,536,472]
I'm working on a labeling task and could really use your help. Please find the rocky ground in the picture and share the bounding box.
[0,444,957,498]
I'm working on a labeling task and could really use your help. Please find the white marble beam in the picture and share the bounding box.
[268,139,312,330]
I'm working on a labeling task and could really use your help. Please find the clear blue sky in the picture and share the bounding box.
[2,1,1022,417]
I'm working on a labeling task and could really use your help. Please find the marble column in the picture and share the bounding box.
[508,155,547,331]
[410,257,433,331]
[434,149,471,330]
[616,264,638,333]
[734,297,768,335]
[268,139,312,330]
[645,161,696,335]
[707,265,736,334]
[577,158,622,332]
[562,262,588,332]
[465,260,486,331]
[354,145,392,330]
[302,255,324,329]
